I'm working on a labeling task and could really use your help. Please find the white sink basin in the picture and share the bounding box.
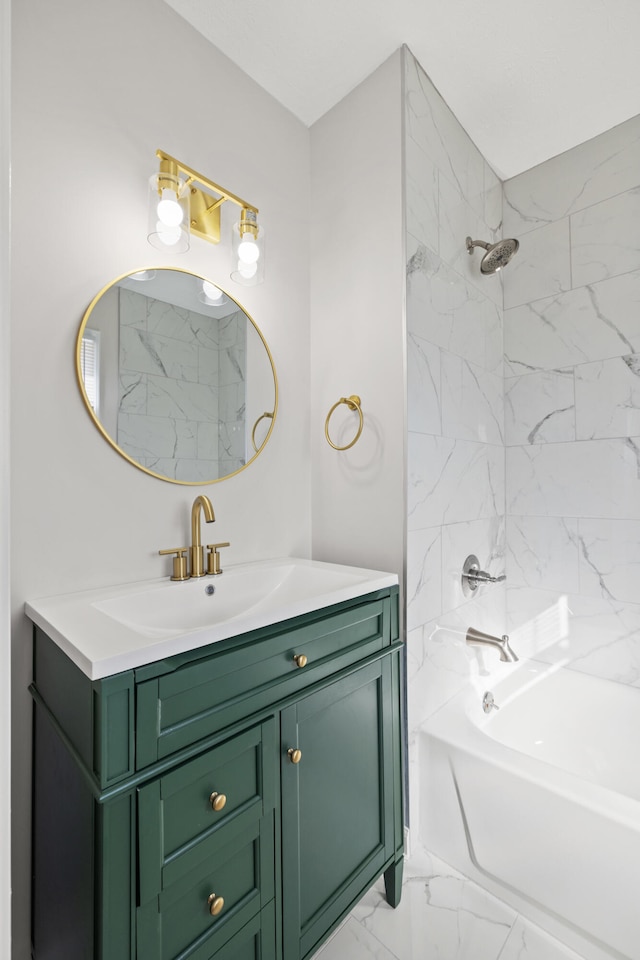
[94,560,381,634]
[25,557,398,680]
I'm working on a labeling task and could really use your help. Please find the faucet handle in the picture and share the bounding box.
[159,547,189,581]
[206,542,231,576]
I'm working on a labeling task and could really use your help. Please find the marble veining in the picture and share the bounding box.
[120,326,199,382]
[575,353,640,439]
[407,333,441,436]
[577,518,640,604]
[119,373,146,414]
[405,135,439,254]
[498,918,586,960]
[506,516,580,594]
[116,289,246,478]
[502,219,572,310]
[504,270,640,375]
[409,433,504,530]
[507,437,640,520]
[406,526,442,632]
[484,161,503,235]
[311,847,587,960]
[570,186,640,287]
[505,369,575,446]
[503,113,640,238]
[438,174,502,309]
[405,53,485,221]
[441,352,504,445]
[407,239,502,374]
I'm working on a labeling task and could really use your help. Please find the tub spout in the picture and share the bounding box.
[466,627,519,663]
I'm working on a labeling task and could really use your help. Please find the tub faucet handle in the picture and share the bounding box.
[482,691,499,713]
[462,555,506,592]
[470,571,506,584]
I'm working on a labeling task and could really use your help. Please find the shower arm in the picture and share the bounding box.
[466,237,491,253]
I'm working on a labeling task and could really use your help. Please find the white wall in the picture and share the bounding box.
[0,0,11,954]
[11,0,311,952]
[310,52,406,591]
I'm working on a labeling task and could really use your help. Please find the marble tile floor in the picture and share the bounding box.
[311,847,586,960]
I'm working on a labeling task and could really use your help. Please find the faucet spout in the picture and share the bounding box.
[190,495,215,577]
[466,627,519,663]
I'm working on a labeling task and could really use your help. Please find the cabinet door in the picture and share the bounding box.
[280,658,396,960]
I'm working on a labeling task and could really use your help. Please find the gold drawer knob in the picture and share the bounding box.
[293,654,308,668]
[287,747,302,764]
[208,894,225,916]
[209,792,227,812]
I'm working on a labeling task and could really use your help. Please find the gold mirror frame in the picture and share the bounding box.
[75,267,278,485]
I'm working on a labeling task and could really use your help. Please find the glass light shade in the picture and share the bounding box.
[230,218,265,287]
[129,270,156,282]
[198,279,227,306]
[202,280,223,301]
[147,172,190,253]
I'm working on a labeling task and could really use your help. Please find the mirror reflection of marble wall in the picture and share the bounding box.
[115,287,247,481]
[78,268,277,485]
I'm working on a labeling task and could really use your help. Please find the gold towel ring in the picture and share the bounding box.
[325,395,364,451]
[251,411,274,453]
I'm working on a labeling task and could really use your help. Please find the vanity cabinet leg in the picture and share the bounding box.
[383,856,404,908]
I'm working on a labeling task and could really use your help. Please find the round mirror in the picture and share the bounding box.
[76,267,277,484]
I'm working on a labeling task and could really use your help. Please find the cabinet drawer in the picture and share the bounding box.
[212,903,276,960]
[138,719,276,903]
[136,815,274,960]
[137,597,391,766]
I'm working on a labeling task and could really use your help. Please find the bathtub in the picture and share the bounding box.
[420,663,640,960]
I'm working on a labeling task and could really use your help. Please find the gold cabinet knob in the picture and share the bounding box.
[293,654,308,668]
[209,791,227,812]
[287,747,302,764]
[208,893,225,916]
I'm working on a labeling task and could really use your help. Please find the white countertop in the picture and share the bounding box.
[25,557,398,680]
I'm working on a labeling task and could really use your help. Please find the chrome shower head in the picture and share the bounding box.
[466,236,519,274]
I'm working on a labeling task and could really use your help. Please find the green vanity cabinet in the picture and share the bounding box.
[31,585,403,960]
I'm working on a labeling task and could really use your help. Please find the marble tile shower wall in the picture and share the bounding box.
[502,114,640,686]
[117,288,247,481]
[404,45,507,794]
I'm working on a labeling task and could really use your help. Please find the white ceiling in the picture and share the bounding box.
[165,0,640,180]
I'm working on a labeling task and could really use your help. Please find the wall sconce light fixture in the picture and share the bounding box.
[148,149,265,286]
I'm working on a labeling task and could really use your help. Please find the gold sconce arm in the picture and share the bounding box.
[156,149,259,246]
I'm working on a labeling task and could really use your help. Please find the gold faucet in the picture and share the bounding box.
[159,494,218,580]
[190,495,216,577]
